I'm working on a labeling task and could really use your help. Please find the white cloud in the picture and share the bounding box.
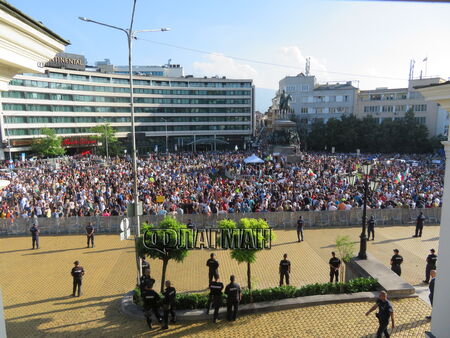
[190,46,335,111]
[193,53,257,80]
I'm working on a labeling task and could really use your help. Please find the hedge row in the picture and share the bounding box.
[134,277,379,310]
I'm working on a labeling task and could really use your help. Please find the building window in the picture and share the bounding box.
[91,76,110,83]
[396,93,407,100]
[385,94,395,100]
[364,106,379,113]
[301,107,308,114]
[415,117,426,124]
[382,105,394,112]
[414,104,427,112]
[301,85,309,92]
[370,94,382,101]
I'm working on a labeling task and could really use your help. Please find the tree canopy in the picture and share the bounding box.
[31,128,65,157]
[90,124,123,156]
[137,216,192,292]
[300,111,441,153]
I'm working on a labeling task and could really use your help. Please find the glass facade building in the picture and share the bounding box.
[0,59,254,154]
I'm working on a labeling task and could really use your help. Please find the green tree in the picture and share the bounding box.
[137,216,193,292]
[218,218,274,290]
[335,235,356,283]
[91,124,122,157]
[31,128,65,157]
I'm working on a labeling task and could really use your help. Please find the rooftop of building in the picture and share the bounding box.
[414,80,450,90]
[0,0,69,45]
[314,82,357,91]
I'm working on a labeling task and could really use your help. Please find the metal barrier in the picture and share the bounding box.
[0,207,441,237]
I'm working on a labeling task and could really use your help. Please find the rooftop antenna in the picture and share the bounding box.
[408,59,415,81]
[305,57,311,76]
[167,58,172,65]
[423,56,428,77]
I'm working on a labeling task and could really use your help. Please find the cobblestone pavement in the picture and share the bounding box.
[0,224,438,337]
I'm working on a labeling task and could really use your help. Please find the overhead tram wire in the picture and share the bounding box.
[135,37,408,82]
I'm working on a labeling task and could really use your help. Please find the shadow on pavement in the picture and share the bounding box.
[360,318,430,338]
[371,237,413,245]
[422,237,439,242]
[82,247,130,254]
[21,247,86,256]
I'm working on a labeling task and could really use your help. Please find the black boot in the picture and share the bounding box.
[146,317,152,329]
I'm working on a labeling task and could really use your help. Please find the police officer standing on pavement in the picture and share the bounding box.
[140,268,152,293]
[426,270,436,320]
[423,249,437,284]
[85,222,95,248]
[71,260,85,297]
[390,249,403,276]
[208,275,224,323]
[413,212,426,237]
[367,216,375,241]
[365,291,395,338]
[30,223,40,249]
[225,275,241,321]
[141,257,150,277]
[329,252,341,283]
[141,278,162,329]
[297,216,304,242]
[161,280,176,330]
[279,253,291,286]
[206,253,219,284]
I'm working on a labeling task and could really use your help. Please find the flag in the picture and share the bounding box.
[307,169,314,176]
[423,57,428,62]
[396,173,402,182]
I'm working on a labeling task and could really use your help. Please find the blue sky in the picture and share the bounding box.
[9,0,450,111]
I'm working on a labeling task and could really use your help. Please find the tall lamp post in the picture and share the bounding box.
[348,161,380,259]
[79,1,169,282]
[160,117,168,153]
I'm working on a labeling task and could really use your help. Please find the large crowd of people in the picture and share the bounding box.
[0,151,444,219]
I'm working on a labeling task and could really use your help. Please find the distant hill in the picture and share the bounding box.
[255,87,276,113]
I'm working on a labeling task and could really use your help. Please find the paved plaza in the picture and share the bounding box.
[0,224,438,337]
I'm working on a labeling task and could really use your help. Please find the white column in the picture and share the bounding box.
[431,140,450,335]
[0,288,5,338]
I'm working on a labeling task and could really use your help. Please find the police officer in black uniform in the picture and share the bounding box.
[141,257,150,276]
[71,260,85,297]
[30,223,40,249]
[297,216,304,242]
[279,253,291,286]
[423,249,437,284]
[140,268,152,293]
[367,216,375,241]
[366,291,395,337]
[413,212,426,237]
[141,278,162,329]
[161,280,176,329]
[206,253,219,284]
[85,222,95,248]
[208,275,224,323]
[329,252,341,283]
[390,249,403,276]
[225,275,241,321]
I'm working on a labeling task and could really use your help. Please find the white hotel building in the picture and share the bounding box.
[0,53,255,155]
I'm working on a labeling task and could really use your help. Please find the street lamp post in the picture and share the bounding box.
[79,1,169,282]
[160,117,168,153]
[349,161,379,260]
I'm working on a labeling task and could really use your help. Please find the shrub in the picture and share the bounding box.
[133,277,379,310]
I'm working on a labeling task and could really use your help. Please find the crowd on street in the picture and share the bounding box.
[0,151,444,219]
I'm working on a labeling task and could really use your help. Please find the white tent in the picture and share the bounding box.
[244,154,264,164]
